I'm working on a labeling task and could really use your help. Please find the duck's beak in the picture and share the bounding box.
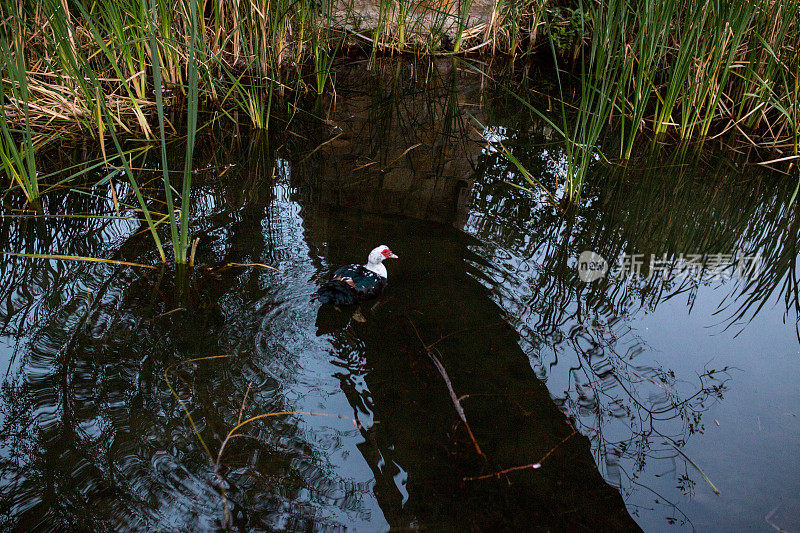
[385,250,399,259]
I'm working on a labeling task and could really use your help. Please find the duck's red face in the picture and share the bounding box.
[381,248,398,259]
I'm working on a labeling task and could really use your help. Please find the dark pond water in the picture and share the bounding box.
[1,60,799,531]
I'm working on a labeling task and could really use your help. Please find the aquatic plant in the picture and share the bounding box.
[0,0,796,147]
[482,0,799,203]
[0,39,40,208]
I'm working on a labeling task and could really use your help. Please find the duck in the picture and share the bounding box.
[316,245,398,306]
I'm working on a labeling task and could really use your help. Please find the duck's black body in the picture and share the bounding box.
[316,264,387,306]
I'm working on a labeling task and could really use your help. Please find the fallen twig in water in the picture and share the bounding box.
[463,428,578,482]
[409,319,485,459]
[300,132,344,163]
[238,381,253,425]
[164,355,362,528]
[214,262,282,274]
[214,410,362,526]
[151,307,186,321]
[164,355,232,462]
[382,143,421,170]
[4,252,158,270]
[765,504,786,532]
[669,442,720,495]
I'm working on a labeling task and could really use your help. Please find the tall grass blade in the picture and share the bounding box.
[177,0,200,264]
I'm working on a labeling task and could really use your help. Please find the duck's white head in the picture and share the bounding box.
[365,245,398,278]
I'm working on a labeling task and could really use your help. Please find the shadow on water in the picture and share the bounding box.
[0,59,799,530]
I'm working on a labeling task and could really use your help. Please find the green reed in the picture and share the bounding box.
[504,0,627,204]
[310,0,337,95]
[177,0,199,265]
[565,0,626,202]
[486,0,799,206]
[147,0,179,259]
[453,0,475,53]
[617,0,673,159]
[3,0,796,146]
[0,39,39,208]
[1,0,267,262]
[48,0,167,259]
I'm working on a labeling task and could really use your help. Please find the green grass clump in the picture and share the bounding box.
[500,0,799,204]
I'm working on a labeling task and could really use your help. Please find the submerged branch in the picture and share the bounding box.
[463,428,578,482]
[409,318,485,459]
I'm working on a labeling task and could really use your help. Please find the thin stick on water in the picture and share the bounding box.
[164,355,232,463]
[669,442,721,495]
[463,429,578,482]
[214,410,363,502]
[238,381,253,426]
[409,319,485,459]
[165,355,363,527]
[215,262,282,273]
[5,252,158,269]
